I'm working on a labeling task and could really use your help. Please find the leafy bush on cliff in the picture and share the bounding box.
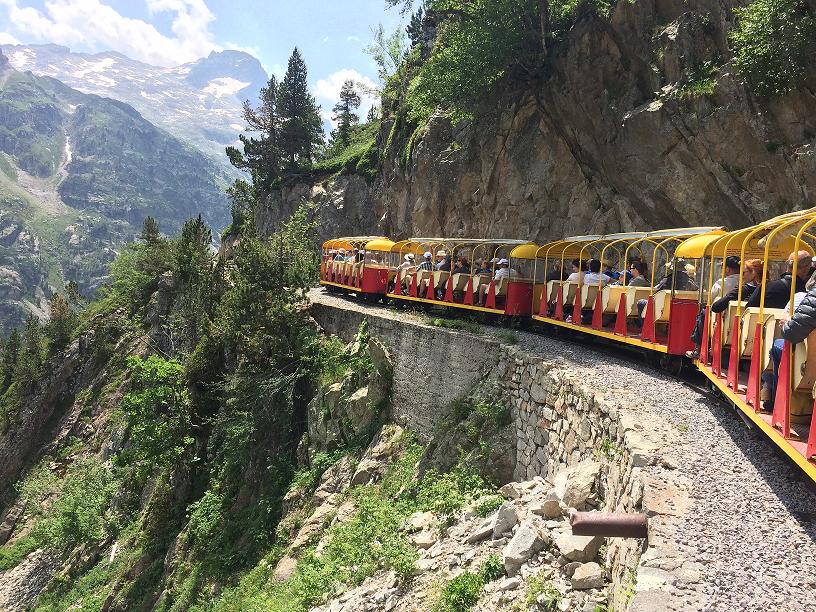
[730,0,816,96]
[17,456,120,551]
[405,0,609,122]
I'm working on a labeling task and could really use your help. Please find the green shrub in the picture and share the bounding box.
[430,317,481,334]
[18,456,119,551]
[0,534,38,570]
[526,574,561,610]
[474,494,504,518]
[434,555,504,611]
[479,554,505,582]
[434,570,484,612]
[730,0,816,96]
[116,355,194,481]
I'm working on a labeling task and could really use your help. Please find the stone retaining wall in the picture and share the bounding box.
[311,301,501,439]
[497,347,668,609]
[310,297,685,610]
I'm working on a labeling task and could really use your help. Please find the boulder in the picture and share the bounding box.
[554,534,604,562]
[499,482,523,499]
[553,460,600,510]
[411,530,437,550]
[571,562,605,590]
[530,490,564,519]
[406,511,437,533]
[492,503,518,538]
[467,515,496,544]
[273,555,298,581]
[344,386,373,437]
[498,576,521,591]
[503,522,546,575]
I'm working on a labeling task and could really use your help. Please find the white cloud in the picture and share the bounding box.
[346,35,360,42]
[314,68,379,129]
[321,36,329,43]
[0,0,219,66]
[0,31,21,45]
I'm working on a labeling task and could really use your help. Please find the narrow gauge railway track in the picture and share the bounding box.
[320,213,816,486]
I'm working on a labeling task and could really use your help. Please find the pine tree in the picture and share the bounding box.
[407,6,425,47]
[141,216,162,245]
[331,80,361,148]
[277,48,324,169]
[46,293,73,354]
[16,314,43,393]
[226,76,282,187]
[367,105,379,123]
[1,329,20,392]
[173,216,215,349]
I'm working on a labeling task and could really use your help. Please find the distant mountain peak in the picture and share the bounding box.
[4,43,269,164]
[182,49,267,103]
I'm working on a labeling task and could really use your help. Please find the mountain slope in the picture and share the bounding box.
[0,51,231,330]
[3,44,267,163]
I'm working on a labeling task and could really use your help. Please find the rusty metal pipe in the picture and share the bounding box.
[570,512,648,538]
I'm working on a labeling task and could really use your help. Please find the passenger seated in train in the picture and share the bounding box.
[453,256,470,274]
[623,261,649,287]
[565,259,585,283]
[711,256,742,301]
[334,249,347,261]
[546,263,567,281]
[417,252,434,271]
[476,259,515,306]
[637,260,698,317]
[602,261,620,281]
[762,277,816,411]
[710,259,763,315]
[584,259,612,286]
[436,252,452,272]
[745,250,811,309]
[475,260,492,275]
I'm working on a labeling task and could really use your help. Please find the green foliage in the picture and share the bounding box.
[331,80,362,149]
[434,570,484,611]
[0,534,38,570]
[413,465,492,524]
[671,61,718,101]
[730,0,816,96]
[430,316,481,334]
[277,48,325,170]
[117,355,194,481]
[480,554,505,582]
[525,574,561,610]
[45,292,76,354]
[289,450,345,493]
[474,494,504,517]
[314,121,381,179]
[17,456,119,551]
[434,555,505,611]
[226,77,283,189]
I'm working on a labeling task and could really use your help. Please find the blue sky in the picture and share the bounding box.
[0,0,409,116]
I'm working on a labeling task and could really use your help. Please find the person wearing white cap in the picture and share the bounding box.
[477,258,516,306]
[417,252,434,272]
[334,248,346,261]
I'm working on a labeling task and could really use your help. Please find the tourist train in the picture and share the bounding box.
[320,210,816,485]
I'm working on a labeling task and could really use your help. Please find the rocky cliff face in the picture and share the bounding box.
[257,0,815,244]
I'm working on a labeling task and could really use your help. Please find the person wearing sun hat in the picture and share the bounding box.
[417,251,434,272]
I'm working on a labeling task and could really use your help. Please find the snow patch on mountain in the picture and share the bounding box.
[3,44,268,166]
[203,77,250,98]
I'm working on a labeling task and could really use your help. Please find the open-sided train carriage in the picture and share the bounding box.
[531,227,723,355]
[687,209,816,482]
[320,236,395,296]
[386,238,539,316]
